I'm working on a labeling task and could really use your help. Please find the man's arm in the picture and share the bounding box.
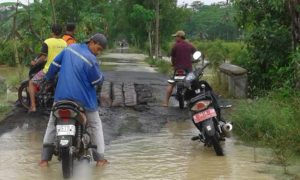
[31,43,48,66]
[88,62,104,86]
[191,43,197,54]
[45,49,65,81]
[171,45,176,66]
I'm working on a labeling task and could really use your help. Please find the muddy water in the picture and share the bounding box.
[0,54,278,179]
[0,119,276,180]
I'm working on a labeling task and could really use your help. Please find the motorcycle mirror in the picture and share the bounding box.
[193,51,202,60]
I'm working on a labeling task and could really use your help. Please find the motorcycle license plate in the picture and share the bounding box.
[56,125,76,136]
[193,108,217,123]
[174,76,185,80]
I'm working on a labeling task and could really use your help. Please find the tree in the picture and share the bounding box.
[183,4,239,40]
[232,0,296,94]
[130,4,155,57]
[155,0,159,59]
[288,1,300,89]
[190,1,204,11]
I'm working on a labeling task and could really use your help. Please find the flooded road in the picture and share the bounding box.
[0,53,288,179]
[0,116,276,180]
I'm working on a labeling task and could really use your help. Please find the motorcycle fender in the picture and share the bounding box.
[20,80,29,86]
[57,136,72,148]
[202,118,216,136]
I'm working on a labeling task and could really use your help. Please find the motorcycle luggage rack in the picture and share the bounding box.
[189,91,212,104]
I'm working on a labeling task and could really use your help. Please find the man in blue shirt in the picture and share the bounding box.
[39,33,108,167]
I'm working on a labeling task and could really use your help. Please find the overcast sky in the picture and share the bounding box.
[1,0,225,6]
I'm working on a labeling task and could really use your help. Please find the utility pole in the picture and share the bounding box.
[155,0,159,60]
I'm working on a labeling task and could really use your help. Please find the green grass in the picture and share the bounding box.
[145,57,172,75]
[0,98,11,121]
[230,88,300,175]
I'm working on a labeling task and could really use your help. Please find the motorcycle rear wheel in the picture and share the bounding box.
[210,135,224,156]
[61,147,73,179]
[178,95,184,109]
[18,81,30,109]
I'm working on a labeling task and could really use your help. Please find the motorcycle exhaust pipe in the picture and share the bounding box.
[221,122,233,137]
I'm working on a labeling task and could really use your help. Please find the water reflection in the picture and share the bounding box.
[0,119,276,180]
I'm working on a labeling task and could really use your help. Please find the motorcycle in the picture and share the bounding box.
[50,100,97,179]
[17,62,55,112]
[183,51,233,156]
[168,68,188,109]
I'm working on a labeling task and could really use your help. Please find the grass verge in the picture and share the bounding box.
[145,57,172,75]
[230,88,300,176]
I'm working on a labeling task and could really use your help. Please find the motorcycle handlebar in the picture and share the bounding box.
[195,62,209,78]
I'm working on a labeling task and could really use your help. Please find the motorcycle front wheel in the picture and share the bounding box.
[61,147,73,179]
[18,81,30,109]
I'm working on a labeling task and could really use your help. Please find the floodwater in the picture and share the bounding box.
[0,118,276,180]
[0,54,285,179]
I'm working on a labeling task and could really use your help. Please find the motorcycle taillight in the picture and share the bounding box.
[54,109,77,120]
[176,69,185,76]
[191,100,212,111]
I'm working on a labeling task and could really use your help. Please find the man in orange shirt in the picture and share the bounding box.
[62,23,76,45]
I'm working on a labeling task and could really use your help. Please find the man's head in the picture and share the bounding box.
[172,30,185,40]
[51,24,63,36]
[87,33,107,56]
[66,23,76,33]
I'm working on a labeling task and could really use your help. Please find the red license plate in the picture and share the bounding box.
[193,108,217,123]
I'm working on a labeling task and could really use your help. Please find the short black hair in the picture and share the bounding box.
[51,24,63,36]
[66,23,76,32]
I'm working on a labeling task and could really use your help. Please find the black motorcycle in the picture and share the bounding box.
[18,62,55,112]
[183,51,233,156]
[51,100,97,179]
[168,68,188,109]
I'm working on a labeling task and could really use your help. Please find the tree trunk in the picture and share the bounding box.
[288,0,300,89]
[12,1,22,80]
[155,0,160,60]
[50,0,56,24]
[148,24,153,58]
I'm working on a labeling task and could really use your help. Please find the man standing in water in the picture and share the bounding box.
[163,30,196,107]
[39,33,108,167]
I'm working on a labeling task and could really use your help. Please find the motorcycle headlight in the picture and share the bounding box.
[185,72,196,81]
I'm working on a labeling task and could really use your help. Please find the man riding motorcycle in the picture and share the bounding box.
[163,30,196,107]
[39,33,108,167]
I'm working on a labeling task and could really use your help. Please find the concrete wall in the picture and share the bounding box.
[219,63,248,98]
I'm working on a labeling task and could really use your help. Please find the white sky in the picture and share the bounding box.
[1,0,225,6]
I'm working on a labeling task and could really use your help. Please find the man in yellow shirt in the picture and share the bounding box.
[28,24,67,112]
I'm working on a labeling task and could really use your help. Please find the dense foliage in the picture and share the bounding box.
[184,2,240,40]
[231,0,298,95]
[0,0,189,66]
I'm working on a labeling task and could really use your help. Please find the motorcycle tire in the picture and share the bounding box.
[210,135,224,156]
[17,81,30,109]
[178,95,184,109]
[61,147,73,179]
